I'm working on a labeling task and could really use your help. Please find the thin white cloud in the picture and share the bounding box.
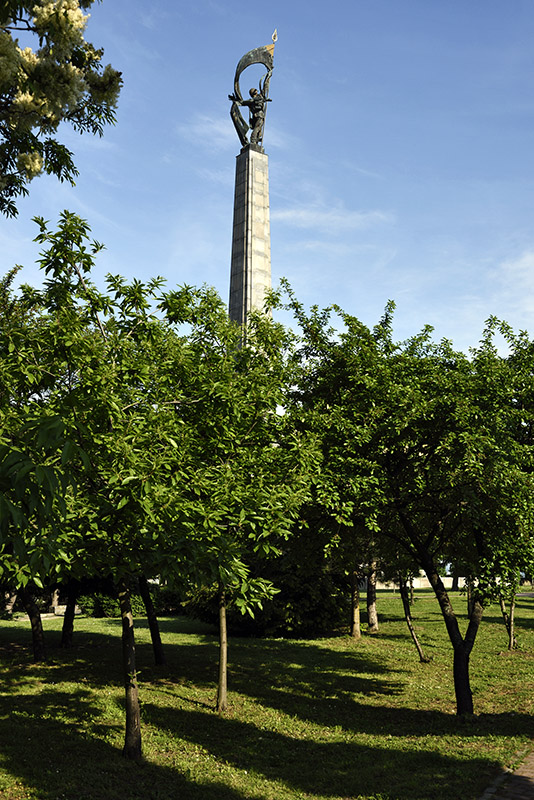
[261,124,299,150]
[272,204,393,233]
[197,167,234,186]
[494,250,534,317]
[0,229,33,271]
[176,114,236,152]
[140,13,157,29]
[341,161,385,180]
[499,250,534,285]
[176,113,295,154]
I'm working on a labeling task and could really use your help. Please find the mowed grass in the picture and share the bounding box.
[0,591,533,800]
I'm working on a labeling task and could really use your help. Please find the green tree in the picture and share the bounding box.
[285,289,534,715]
[1,212,314,756]
[0,266,83,593]
[0,257,90,660]
[158,287,315,712]
[0,1,121,216]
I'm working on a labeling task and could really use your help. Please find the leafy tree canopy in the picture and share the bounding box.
[283,283,534,714]
[0,213,314,618]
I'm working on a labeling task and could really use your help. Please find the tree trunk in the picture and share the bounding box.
[61,580,78,648]
[20,587,46,662]
[117,579,142,761]
[509,595,516,651]
[453,643,474,715]
[499,596,517,651]
[138,575,165,666]
[399,575,430,663]
[409,574,415,605]
[451,573,459,592]
[366,561,379,632]
[216,585,228,713]
[349,571,361,639]
[49,587,60,613]
[466,577,475,618]
[421,558,483,715]
[3,591,17,617]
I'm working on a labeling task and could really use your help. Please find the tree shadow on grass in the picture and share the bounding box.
[141,633,407,713]
[0,689,254,800]
[476,613,534,637]
[137,630,533,746]
[1,619,532,799]
[7,618,530,743]
[142,701,509,800]
[27,619,406,703]
[196,639,533,740]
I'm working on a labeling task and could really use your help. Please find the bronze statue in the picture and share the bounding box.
[229,32,276,149]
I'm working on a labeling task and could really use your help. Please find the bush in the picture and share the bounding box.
[78,591,145,618]
[151,584,183,615]
[181,529,349,638]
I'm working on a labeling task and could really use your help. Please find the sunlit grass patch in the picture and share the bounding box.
[0,591,532,800]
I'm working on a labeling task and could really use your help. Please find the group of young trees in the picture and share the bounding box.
[0,211,315,758]
[281,287,534,715]
[2,216,534,758]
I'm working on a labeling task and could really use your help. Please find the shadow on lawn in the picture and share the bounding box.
[0,688,254,800]
[179,640,533,739]
[138,629,533,745]
[495,598,534,632]
[142,701,510,800]
[1,618,533,800]
[475,607,534,632]
[22,618,407,701]
[136,632,409,725]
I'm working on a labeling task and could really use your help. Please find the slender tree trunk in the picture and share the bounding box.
[452,642,473,713]
[422,559,483,715]
[20,587,46,662]
[61,580,78,648]
[509,595,516,650]
[216,585,228,713]
[138,576,165,665]
[117,579,142,761]
[409,574,415,605]
[3,591,17,617]
[499,596,517,651]
[466,577,475,618]
[50,587,60,613]
[349,571,361,639]
[366,561,379,632]
[399,575,430,663]
[451,573,459,592]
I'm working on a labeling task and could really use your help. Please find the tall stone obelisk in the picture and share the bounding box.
[228,35,276,327]
[229,145,271,326]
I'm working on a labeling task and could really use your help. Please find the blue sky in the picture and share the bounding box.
[3,0,534,352]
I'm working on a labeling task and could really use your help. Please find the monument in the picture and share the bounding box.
[228,33,276,327]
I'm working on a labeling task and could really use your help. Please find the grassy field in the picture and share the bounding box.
[0,590,533,800]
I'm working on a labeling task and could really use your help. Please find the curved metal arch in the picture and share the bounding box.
[233,44,274,103]
[230,43,275,149]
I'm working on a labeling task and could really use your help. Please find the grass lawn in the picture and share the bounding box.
[0,590,533,800]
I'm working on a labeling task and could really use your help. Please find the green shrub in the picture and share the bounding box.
[181,534,349,638]
[151,584,183,615]
[78,591,145,618]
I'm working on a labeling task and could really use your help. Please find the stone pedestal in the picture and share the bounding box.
[229,145,271,326]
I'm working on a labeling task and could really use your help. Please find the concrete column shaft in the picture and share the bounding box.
[229,146,271,326]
